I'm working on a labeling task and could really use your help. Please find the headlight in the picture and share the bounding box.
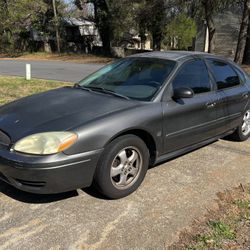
[12,132,77,155]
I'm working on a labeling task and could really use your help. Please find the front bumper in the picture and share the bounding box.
[0,147,103,194]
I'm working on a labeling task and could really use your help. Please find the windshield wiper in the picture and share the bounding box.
[77,86,130,100]
[74,83,92,92]
[89,86,130,100]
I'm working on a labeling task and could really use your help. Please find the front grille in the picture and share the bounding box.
[0,130,11,147]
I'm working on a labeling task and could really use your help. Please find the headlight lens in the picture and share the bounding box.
[13,132,77,155]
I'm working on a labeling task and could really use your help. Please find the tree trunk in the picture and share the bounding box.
[75,0,112,54]
[93,0,112,55]
[202,0,216,53]
[152,32,163,51]
[147,0,165,51]
[139,32,146,50]
[52,0,61,53]
[235,0,250,64]
[44,35,52,53]
[243,15,250,64]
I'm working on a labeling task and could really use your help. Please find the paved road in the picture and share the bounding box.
[0,60,103,82]
[0,139,250,250]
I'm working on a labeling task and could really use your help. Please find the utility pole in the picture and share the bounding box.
[52,0,61,53]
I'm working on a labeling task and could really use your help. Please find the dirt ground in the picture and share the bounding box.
[0,52,113,64]
[169,184,250,250]
[1,139,250,250]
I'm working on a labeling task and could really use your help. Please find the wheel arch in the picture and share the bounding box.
[106,129,157,166]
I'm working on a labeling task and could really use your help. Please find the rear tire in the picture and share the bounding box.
[229,110,250,142]
[94,135,149,199]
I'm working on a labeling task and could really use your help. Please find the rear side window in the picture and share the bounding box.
[207,59,241,90]
[234,67,246,83]
[172,59,211,94]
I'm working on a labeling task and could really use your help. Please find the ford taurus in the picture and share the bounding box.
[0,51,249,199]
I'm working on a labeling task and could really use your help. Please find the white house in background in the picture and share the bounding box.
[195,8,242,59]
[30,17,102,53]
[130,34,151,50]
[63,18,102,47]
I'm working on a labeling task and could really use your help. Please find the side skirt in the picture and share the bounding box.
[155,130,235,166]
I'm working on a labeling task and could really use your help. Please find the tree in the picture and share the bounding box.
[235,0,250,64]
[52,0,61,53]
[147,0,166,50]
[75,0,112,54]
[183,0,235,53]
[201,0,216,53]
[0,0,47,53]
[75,0,136,53]
[108,0,135,47]
[136,0,177,51]
[34,0,67,53]
[92,0,112,54]
[165,13,196,50]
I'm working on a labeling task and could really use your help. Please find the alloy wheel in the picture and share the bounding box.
[242,110,250,136]
[110,146,142,190]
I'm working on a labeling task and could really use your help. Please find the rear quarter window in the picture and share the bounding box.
[207,59,241,90]
[233,66,247,83]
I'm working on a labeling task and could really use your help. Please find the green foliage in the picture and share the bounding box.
[108,0,135,46]
[0,0,67,54]
[190,220,236,249]
[164,13,196,50]
[208,221,236,241]
[135,0,173,50]
[0,0,245,55]
[0,0,47,34]
[234,199,250,209]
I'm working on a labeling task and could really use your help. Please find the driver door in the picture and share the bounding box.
[162,58,226,154]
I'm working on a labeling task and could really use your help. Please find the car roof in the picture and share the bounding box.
[128,51,226,62]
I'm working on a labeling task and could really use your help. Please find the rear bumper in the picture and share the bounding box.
[0,148,103,194]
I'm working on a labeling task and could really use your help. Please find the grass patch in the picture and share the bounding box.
[192,221,236,248]
[170,184,250,250]
[209,220,236,240]
[234,199,250,210]
[0,75,70,105]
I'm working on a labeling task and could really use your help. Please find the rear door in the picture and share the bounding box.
[206,59,249,131]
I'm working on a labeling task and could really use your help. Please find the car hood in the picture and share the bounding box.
[0,87,139,142]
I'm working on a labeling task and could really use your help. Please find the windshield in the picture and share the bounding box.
[78,57,176,101]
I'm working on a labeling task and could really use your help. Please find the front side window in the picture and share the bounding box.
[207,59,241,90]
[172,59,211,94]
[78,58,176,101]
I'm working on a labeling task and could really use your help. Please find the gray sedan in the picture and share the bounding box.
[0,51,249,199]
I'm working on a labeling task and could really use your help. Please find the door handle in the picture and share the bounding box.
[206,102,217,109]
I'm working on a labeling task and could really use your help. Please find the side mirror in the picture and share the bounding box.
[173,87,194,99]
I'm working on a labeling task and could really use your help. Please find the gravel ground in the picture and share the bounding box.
[0,139,250,250]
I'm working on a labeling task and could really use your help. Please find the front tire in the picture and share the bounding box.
[94,135,149,199]
[230,110,250,141]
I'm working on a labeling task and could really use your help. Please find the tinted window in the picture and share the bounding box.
[172,60,211,94]
[234,67,246,83]
[207,59,241,90]
[79,58,176,101]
